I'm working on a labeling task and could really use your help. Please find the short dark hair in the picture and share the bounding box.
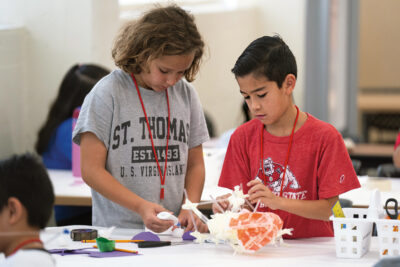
[231,35,297,88]
[0,153,54,229]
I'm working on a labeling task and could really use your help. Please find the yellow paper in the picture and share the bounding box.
[332,200,345,218]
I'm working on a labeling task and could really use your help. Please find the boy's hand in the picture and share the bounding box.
[247,180,279,210]
[178,209,208,233]
[212,193,231,214]
[138,201,174,233]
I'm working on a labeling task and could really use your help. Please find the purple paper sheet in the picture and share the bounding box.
[132,231,160,241]
[182,231,196,241]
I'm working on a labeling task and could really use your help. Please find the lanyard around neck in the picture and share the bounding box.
[260,105,300,197]
[10,238,43,256]
[131,74,171,200]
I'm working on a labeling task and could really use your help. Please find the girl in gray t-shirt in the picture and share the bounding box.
[72,4,209,233]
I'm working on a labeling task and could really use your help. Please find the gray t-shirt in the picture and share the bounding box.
[72,69,209,229]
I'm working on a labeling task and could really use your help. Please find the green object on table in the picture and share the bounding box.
[96,237,115,252]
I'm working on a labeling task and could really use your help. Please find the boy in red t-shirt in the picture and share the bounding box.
[214,36,361,239]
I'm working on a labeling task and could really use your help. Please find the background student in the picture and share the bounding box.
[0,153,55,266]
[35,63,110,226]
[216,101,252,148]
[73,4,209,233]
[213,35,360,239]
[394,132,400,168]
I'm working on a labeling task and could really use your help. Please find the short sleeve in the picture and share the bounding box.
[72,81,113,149]
[218,128,251,190]
[317,129,360,199]
[187,83,209,149]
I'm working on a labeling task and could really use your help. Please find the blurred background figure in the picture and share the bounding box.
[394,132,400,168]
[216,101,252,148]
[375,131,400,178]
[35,63,110,226]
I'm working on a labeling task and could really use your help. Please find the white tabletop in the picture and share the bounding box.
[48,147,231,206]
[48,169,92,206]
[49,164,400,209]
[3,226,381,267]
[341,176,400,208]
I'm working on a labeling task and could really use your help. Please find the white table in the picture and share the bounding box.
[47,147,230,207]
[48,170,92,206]
[1,226,382,267]
[341,176,400,208]
[49,163,400,210]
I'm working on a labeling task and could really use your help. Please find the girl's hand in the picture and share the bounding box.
[178,209,208,233]
[212,193,231,214]
[247,180,279,210]
[137,201,174,233]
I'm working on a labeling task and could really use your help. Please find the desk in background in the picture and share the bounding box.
[49,166,400,210]
[48,170,91,206]
[48,163,230,208]
[342,176,400,208]
[348,143,394,175]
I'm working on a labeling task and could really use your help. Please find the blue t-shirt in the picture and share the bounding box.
[42,118,91,222]
[42,118,73,169]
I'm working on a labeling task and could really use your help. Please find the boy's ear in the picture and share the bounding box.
[283,74,296,95]
[7,197,24,225]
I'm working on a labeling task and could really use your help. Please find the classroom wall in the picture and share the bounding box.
[0,0,307,159]
[358,0,400,89]
[256,0,306,112]
[191,7,263,135]
[0,0,119,159]
[0,27,27,157]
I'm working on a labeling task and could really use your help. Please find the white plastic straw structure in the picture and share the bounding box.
[240,182,255,211]
[245,198,255,211]
[196,200,214,206]
[184,189,198,232]
[191,206,209,224]
[254,199,261,212]
[209,195,224,213]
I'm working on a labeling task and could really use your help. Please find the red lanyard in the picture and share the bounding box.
[131,74,171,200]
[260,105,299,197]
[10,238,43,255]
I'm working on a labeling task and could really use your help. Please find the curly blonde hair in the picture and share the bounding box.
[112,4,204,82]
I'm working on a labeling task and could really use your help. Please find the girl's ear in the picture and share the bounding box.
[7,197,24,225]
[283,74,296,95]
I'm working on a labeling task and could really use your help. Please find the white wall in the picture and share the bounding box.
[192,7,263,136]
[0,0,119,159]
[256,0,306,110]
[0,0,307,159]
[0,27,27,157]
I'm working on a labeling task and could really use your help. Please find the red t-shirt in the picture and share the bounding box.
[395,133,400,149]
[218,114,360,239]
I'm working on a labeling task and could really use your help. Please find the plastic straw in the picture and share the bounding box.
[184,189,199,232]
[210,195,224,213]
[254,200,261,212]
[245,198,255,211]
